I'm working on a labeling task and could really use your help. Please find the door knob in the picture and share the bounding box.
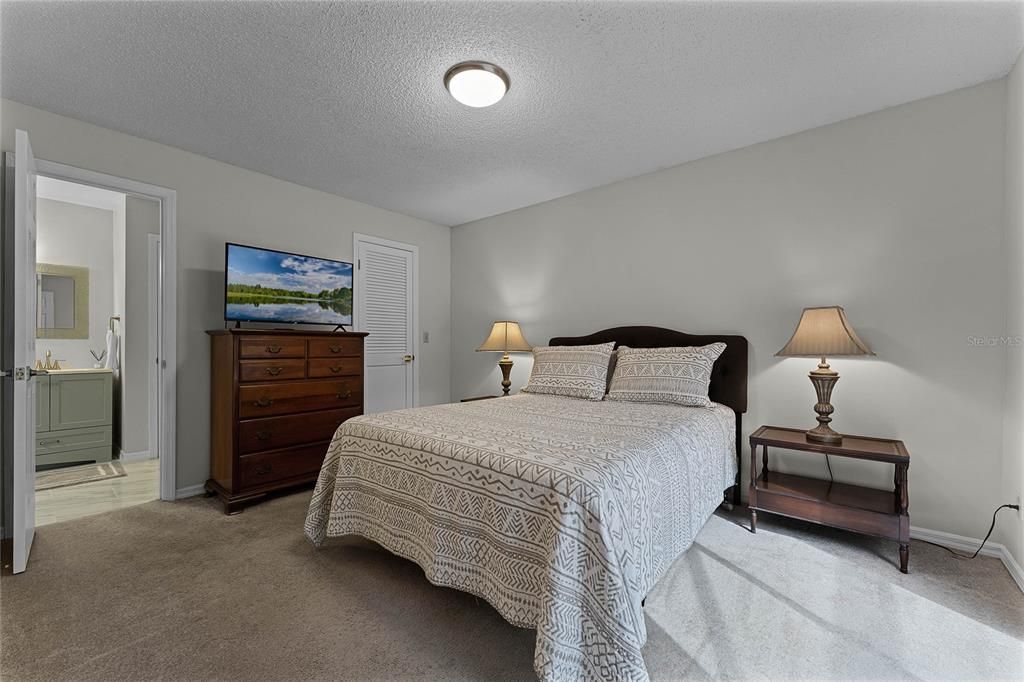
[403,355,414,363]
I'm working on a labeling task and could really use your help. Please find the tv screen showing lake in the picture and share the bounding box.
[225,244,353,325]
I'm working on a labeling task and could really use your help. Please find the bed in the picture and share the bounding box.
[305,326,748,681]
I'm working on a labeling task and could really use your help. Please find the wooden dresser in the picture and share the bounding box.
[205,328,368,513]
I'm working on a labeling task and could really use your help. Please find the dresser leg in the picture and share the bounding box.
[899,543,909,574]
[750,509,757,533]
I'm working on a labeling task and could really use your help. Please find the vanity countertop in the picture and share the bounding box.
[43,367,114,375]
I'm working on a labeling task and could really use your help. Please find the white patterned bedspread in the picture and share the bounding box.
[305,393,736,681]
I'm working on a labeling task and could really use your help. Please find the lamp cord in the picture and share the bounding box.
[821,456,1015,560]
[918,504,1019,560]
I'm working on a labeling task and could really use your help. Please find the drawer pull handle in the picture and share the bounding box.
[329,345,341,353]
[264,367,283,376]
[39,438,61,445]
[337,390,352,400]
[255,431,272,441]
[265,345,282,354]
[254,464,273,476]
[329,366,343,374]
[254,397,274,408]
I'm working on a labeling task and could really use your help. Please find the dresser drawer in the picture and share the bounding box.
[238,407,361,454]
[239,337,306,359]
[238,378,362,418]
[307,357,362,378]
[238,442,328,489]
[308,337,362,358]
[239,359,306,382]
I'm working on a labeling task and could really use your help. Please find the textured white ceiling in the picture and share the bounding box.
[3,1,1022,226]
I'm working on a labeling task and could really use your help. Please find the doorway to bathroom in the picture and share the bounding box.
[30,176,162,526]
[4,132,178,574]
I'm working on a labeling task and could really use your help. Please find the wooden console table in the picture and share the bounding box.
[748,426,911,573]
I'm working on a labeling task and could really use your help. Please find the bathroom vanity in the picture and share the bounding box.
[36,368,114,468]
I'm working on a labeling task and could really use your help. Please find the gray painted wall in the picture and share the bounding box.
[35,198,115,369]
[452,80,1009,542]
[1,98,452,494]
[120,196,160,456]
[1001,51,1024,569]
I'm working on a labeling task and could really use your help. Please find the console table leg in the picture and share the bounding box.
[896,462,910,573]
[748,441,759,533]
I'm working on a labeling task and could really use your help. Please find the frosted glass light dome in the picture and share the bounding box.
[444,62,510,108]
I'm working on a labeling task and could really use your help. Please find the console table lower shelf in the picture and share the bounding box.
[748,425,910,573]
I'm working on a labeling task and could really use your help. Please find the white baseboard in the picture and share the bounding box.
[999,544,1024,593]
[175,483,206,499]
[911,525,1023,593]
[119,449,155,462]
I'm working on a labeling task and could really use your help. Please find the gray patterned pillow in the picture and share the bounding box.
[522,342,616,401]
[607,343,726,407]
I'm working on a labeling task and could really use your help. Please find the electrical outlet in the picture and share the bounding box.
[422,331,430,344]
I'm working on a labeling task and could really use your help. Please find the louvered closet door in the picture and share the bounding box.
[355,237,416,413]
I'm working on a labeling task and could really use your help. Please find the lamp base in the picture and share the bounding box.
[498,354,513,396]
[806,358,843,445]
[806,424,843,445]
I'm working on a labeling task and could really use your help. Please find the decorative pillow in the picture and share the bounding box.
[522,342,616,401]
[605,350,618,394]
[607,343,726,407]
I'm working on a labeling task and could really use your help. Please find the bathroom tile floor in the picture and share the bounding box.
[35,457,160,527]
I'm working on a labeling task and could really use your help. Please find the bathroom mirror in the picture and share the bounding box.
[36,263,90,339]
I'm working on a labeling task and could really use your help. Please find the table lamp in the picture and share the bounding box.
[776,306,874,445]
[476,321,532,396]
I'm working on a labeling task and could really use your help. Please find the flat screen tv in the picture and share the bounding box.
[224,243,353,326]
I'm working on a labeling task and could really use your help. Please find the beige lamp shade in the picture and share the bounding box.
[477,321,532,353]
[776,306,874,358]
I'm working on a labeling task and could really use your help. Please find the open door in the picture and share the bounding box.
[11,129,39,573]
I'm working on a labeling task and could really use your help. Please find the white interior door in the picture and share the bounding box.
[354,235,416,414]
[12,129,38,574]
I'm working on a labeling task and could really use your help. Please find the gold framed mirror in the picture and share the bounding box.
[36,263,90,339]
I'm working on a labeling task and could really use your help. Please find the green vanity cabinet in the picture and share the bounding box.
[35,370,114,468]
[36,377,50,433]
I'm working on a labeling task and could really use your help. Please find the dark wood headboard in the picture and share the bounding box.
[548,326,749,414]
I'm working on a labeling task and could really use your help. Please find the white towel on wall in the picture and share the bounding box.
[103,329,120,370]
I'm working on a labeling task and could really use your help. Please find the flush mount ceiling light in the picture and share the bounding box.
[444,61,510,108]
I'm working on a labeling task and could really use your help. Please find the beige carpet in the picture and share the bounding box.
[1,491,1021,681]
[35,460,126,491]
